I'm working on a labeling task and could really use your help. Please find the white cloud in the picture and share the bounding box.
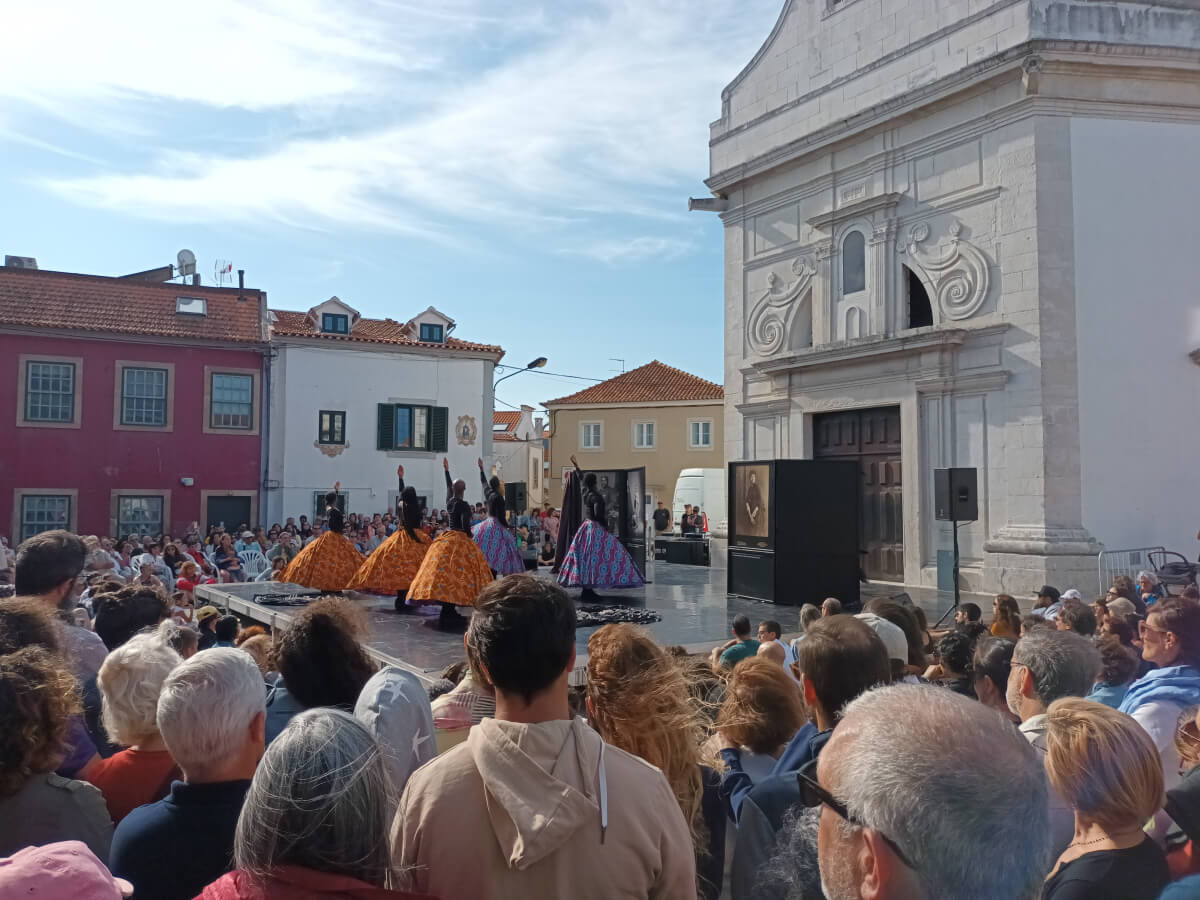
[19,0,784,249]
[563,236,694,264]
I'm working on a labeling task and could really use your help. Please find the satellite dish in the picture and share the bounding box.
[176,249,197,277]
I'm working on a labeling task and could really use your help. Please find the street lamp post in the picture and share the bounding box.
[493,356,548,388]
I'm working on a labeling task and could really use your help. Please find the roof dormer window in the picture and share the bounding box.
[176,296,207,316]
[419,323,444,343]
[322,313,349,334]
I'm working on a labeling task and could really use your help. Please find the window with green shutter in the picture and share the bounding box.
[377,404,449,452]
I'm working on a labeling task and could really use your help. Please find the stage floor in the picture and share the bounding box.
[197,563,972,683]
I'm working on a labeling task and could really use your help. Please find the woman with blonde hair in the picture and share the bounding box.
[1042,697,1169,898]
[586,624,724,900]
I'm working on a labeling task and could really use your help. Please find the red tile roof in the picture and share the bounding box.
[545,360,723,406]
[270,309,502,356]
[493,411,521,429]
[0,266,266,344]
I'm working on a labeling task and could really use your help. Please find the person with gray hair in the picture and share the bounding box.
[87,624,182,823]
[198,708,432,899]
[1007,627,1101,857]
[109,648,267,900]
[769,684,1051,900]
[821,597,842,617]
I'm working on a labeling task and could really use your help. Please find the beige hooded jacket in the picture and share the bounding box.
[392,716,697,899]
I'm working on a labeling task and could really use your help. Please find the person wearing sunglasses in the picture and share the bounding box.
[1119,599,1200,792]
[784,683,1052,900]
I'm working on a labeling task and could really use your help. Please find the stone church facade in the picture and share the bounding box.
[702,0,1200,595]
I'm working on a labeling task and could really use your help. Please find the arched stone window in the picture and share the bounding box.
[905,266,933,328]
[842,231,865,294]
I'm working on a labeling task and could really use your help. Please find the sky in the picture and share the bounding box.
[0,0,783,412]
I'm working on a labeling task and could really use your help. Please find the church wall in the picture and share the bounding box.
[1071,117,1200,559]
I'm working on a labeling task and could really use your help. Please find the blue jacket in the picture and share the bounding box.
[110,779,250,900]
[1119,665,1200,716]
[719,721,829,823]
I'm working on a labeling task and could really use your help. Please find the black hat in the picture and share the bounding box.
[1034,585,1060,602]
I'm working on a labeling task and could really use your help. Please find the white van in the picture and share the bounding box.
[671,468,727,537]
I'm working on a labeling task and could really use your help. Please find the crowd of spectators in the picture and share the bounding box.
[5,524,1200,899]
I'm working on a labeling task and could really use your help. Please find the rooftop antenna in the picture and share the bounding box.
[610,358,625,374]
[176,249,196,279]
[213,259,233,287]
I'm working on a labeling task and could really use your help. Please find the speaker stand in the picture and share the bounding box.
[934,519,964,628]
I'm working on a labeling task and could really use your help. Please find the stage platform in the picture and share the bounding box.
[196,564,980,686]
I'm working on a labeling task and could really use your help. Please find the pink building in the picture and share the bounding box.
[0,265,270,542]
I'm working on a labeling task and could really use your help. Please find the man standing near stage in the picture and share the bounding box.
[653,500,672,535]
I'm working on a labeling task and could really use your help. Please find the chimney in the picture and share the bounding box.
[237,269,245,302]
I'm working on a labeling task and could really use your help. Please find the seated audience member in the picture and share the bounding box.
[972,636,1019,723]
[88,626,182,823]
[266,556,287,581]
[863,599,927,675]
[1033,585,1064,621]
[1120,598,1200,791]
[1057,599,1098,636]
[1155,706,1200,870]
[0,841,134,898]
[588,623,725,900]
[710,614,760,671]
[1088,634,1140,709]
[213,615,240,648]
[196,606,221,650]
[715,658,806,785]
[161,620,199,660]
[1111,574,1147,616]
[213,535,246,583]
[755,619,790,668]
[538,536,556,566]
[354,666,436,797]
[1042,697,1169,899]
[0,647,112,863]
[265,597,378,744]
[729,617,890,900]
[933,601,982,639]
[767,684,1052,900]
[110,649,267,900]
[991,593,1022,640]
[265,531,297,567]
[1009,628,1102,857]
[237,634,273,678]
[199,709,432,900]
[1022,613,1053,637]
[393,575,696,899]
[789,603,821,655]
[926,630,977,698]
[133,560,166,591]
[856,611,911,683]
[170,590,195,625]
[13,530,106,682]
[93,584,171,652]
[1138,570,1166,607]
[821,597,842,617]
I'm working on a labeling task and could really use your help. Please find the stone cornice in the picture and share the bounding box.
[707,40,1200,194]
[806,193,904,231]
[734,398,791,416]
[747,328,969,376]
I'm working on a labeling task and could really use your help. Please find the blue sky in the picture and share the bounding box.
[0,0,782,412]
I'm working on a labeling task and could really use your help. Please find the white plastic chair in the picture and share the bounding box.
[240,550,269,579]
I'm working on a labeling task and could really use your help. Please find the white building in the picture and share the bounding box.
[704,0,1200,595]
[491,406,548,514]
[265,298,503,523]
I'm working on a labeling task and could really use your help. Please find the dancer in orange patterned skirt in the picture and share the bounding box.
[347,465,431,609]
[280,482,364,591]
[406,458,493,630]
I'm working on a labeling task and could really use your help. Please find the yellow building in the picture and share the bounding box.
[545,360,724,516]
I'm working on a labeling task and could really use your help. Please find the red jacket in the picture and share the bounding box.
[197,867,438,900]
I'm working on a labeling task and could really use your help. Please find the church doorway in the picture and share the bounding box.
[813,407,903,582]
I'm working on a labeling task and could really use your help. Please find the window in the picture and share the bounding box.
[842,231,866,294]
[419,323,444,343]
[313,491,349,521]
[689,419,713,449]
[905,266,933,329]
[318,410,346,444]
[120,367,168,426]
[176,296,207,316]
[19,494,71,541]
[376,404,448,452]
[581,422,602,450]
[321,313,349,334]
[117,496,164,538]
[210,373,254,429]
[633,421,655,449]
[24,360,76,423]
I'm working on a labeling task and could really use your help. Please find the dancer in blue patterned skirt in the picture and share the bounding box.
[472,458,525,576]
